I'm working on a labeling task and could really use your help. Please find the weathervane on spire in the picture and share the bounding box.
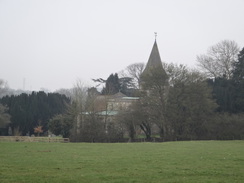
[154,32,157,40]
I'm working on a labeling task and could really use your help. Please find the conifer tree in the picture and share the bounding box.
[232,48,244,112]
[102,73,120,95]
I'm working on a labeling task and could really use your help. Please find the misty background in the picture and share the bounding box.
[1,0,244,91]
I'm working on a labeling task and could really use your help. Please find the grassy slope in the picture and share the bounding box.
[0,141,243,183]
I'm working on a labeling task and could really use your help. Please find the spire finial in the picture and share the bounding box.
[154,32,157,40]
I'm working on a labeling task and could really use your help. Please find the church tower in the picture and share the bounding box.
[140,36,168,89]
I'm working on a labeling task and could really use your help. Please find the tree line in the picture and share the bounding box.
[0,40,244,142]
[0,91,70,136]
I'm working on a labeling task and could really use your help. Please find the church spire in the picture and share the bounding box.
[140,35,168,88]
[143,36,164,73]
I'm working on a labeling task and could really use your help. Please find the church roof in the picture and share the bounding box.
[147,40,163,68]
[141,40,166,77]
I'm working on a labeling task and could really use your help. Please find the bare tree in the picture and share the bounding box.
[0,79,10,98]
[68,79,88,140]
[0,104,11,128]
[163,63,188,86]
[116,102,142,142]
[55,88,73,98]
[120,63,145,89]
[163,63,206,86]
[197,40,240,79]
[166,66,217,140]
[140,66,169,140]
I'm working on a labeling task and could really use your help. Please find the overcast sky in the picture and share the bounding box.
[1,0,244,91]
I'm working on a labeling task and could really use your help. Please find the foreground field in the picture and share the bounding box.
[0,141,243,183]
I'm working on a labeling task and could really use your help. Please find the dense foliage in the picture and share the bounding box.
[207,48,244,113]
[0,104,11,135]
[94,73,135,96]
[48,114,73,138]
[0,91,70,135]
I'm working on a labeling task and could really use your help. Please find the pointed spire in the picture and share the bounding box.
[140,36,167,84]
[139,35,169,90]
[143,38,163,72]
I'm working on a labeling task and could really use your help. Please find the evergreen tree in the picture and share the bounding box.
[49,114,73,138]
[119,77,135,96]
[102,73,120,95]
[0,92,70,135]
[208,78,235,113]
[232,48,244,112]
[208,48,244,113]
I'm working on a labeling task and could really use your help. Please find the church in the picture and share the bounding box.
[141,38,166,81]
[88,37,168,122]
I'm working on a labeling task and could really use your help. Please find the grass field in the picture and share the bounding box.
[0,141,243,183]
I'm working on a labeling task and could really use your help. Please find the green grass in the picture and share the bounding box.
[0,141,243,183]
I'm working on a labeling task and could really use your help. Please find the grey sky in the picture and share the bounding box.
[1,0,244,91]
